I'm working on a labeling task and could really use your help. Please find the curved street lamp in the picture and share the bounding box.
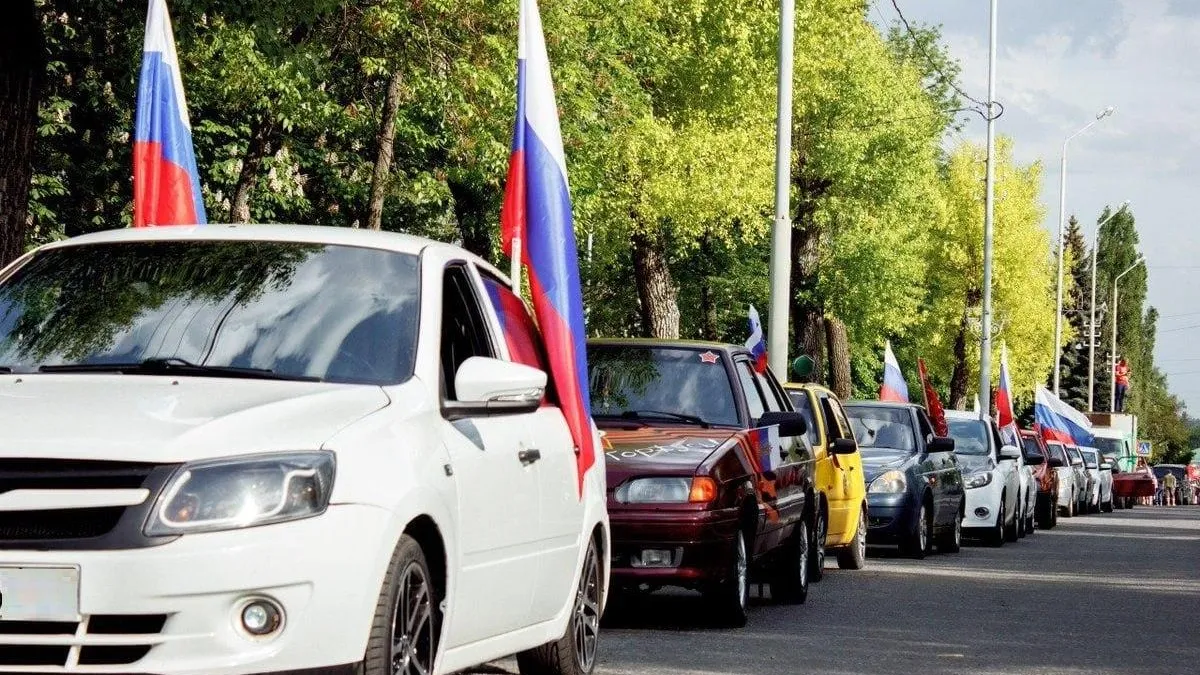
[1053,106,1116,396]
[1109,256,1145,411]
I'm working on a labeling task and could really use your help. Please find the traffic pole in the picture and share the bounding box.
[978,0,998,421]
[767,0,795,379]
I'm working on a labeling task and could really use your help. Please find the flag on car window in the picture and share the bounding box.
[879,341,909,403]
[502,0,596,496]
[134,0,206,227]
[744,305,768,373]
[917,358,948,437]
[996,345,1020,446]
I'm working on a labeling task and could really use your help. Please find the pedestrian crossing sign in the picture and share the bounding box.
[1136,440,1152,457]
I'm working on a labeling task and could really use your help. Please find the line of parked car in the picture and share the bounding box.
[591,337,1127,628]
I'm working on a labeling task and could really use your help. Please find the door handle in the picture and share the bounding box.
[518,449,542,466]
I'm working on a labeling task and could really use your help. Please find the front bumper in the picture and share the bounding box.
[961,480,1003,530]
[863,493,915,544]
[0,504,390,675]
[608,506,741,588]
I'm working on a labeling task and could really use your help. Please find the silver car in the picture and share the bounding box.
[1065,445,1090,515]
[1079,448,1103,513]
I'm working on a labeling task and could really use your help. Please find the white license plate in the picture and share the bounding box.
[0,566,80,622]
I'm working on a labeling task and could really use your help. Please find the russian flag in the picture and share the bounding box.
[996,346,1020,446]
[133,0,206,228]
[744,305,768,373]
[1034,386,1094,447]
[501,0,596,496]
[879,341,909,403]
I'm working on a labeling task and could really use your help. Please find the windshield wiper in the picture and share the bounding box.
[617,409,712,428]
[39,357,322,382]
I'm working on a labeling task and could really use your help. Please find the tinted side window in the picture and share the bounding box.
[736,361,767,420]
[916,410,935,444]
[440,266,495,400]
[1021,437,1045,459]
[480,274,557,405]
[752,370,785,413]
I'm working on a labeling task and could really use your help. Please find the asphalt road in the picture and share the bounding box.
[475,506,1200,675]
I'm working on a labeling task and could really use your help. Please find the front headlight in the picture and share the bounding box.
[868,470,907,494]
[145,452,335,536]
[615,477,692,503]
[965,471,994,489]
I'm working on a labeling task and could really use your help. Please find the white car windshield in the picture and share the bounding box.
[947,417,991,456]
[0,241,420,385]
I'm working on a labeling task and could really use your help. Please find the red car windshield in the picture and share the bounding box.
[587,345,739,427]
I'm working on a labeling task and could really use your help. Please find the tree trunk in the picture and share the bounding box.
[825,316,852,398]
[448,180,493,259]
[790,217,824,381]
[366,69,404,231]
[699,277,718,341]
[0,0,42,267]
[631,230,680,339]
[229,121,275,223]
[948,288,982,409]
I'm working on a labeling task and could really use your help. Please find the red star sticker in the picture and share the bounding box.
[699,351,719,364]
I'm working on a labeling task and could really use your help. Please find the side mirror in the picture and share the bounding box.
[999,445,1021,461]
[1025,453,1046,466]
[1048,457,1065,468]
[758,411,807,438]
[444,357,546,419]
[928,436,955,454]
[831,438,858,455]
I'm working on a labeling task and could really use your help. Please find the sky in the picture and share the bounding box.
[873,0,1200,412]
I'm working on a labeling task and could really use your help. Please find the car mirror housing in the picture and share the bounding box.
[831,438,858,455]
[758,411,807,438]
[999,445,1021,461]
[444,357,546,419]
[928,436,955,453]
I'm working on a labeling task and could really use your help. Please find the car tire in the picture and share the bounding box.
[987,500,1006,547]
[936,507,962,554]
[704,530,750,626]
[1102,499,1113,513]
[836,508,867,570]
[1025,503,1036,536]
[900,503,930,559]
[358,534,439,675]
[1062,491,1074,518]
[518,537,603,675]
[1004,496,1019,543]
[808,507,826,583]
[771,520,810,605]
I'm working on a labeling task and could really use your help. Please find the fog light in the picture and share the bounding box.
[974,507,990,518]
[632,548,677,568]
[239,598,283,637]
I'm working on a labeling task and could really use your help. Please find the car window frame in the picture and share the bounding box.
[439,262,499,402]
[734,357,769,422]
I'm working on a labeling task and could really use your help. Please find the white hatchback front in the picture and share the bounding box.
[0,226,609,675]
[944,411,1020,545]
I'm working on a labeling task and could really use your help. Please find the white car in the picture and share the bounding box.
[1047,440,1079,516]
[1017,442,1038,536]
[945,411,1022,546]
[1096,453,1116,512]
[1079,448,1103,513]
[1064,445,1090,516]
[0,225,609,675]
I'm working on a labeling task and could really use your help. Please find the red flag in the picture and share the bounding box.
[918,358,949,437]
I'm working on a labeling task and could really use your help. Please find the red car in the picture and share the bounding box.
[589,339,818,627]
[1020,430,1061,529]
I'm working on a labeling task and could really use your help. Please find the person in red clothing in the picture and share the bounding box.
[1115,357,1131,412]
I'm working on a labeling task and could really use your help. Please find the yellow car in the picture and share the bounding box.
[784,383,868,574]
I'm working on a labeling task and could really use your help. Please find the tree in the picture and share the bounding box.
[1,0,45,266]
[1057,215,1091,410]
[915,137,1054,409]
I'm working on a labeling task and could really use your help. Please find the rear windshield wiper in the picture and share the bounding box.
[617,409,712,428]
[39,357,322,382]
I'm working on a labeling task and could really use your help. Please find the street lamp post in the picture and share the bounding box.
[978,0,998,422]
[1109,256,1145,411]
[1087,200,1129,412]
[767,0,795,378]
[1053,106,1115,396]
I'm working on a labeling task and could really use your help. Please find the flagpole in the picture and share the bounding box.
[767,0,795,378]
[977,0,999,422]
[510,237,522,294]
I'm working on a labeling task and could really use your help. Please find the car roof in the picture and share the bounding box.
[783,382,833,395]
[587,338,744,353]
[845,400,921,410]
[943,409,985,420]
[35,224,509,282]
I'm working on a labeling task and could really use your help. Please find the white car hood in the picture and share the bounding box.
[0,375,390,463]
